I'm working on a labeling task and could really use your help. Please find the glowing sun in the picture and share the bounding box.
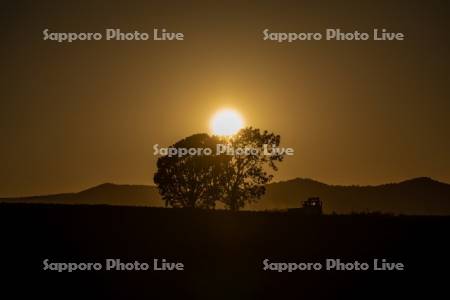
[210,109,244,136]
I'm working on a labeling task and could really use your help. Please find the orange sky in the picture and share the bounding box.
[1,1,449,196]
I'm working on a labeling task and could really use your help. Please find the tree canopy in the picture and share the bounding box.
[153,133,227,209]
[218,127,283,211]
[154,127,284,210]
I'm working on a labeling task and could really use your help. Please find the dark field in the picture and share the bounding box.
[1,203,449,299]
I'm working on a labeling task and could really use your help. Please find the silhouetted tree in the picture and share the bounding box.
[154,128,284,210]
[219,127,284,211]
[154,134,228,209]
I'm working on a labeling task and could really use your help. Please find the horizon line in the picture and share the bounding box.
[1,176,448,199]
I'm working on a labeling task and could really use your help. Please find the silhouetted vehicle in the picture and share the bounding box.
[288,197,323,215]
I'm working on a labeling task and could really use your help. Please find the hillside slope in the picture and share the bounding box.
[2,177,450,214]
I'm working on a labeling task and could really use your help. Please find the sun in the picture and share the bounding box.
[210,109,244,136]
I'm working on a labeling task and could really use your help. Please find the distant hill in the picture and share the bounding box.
[0,183,162,207]
[251,177,450,215]
[1,177,450,215]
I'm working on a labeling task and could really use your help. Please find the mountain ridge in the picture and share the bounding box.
[1,177,449,215]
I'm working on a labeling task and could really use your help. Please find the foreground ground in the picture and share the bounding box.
[1,203,449,299]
